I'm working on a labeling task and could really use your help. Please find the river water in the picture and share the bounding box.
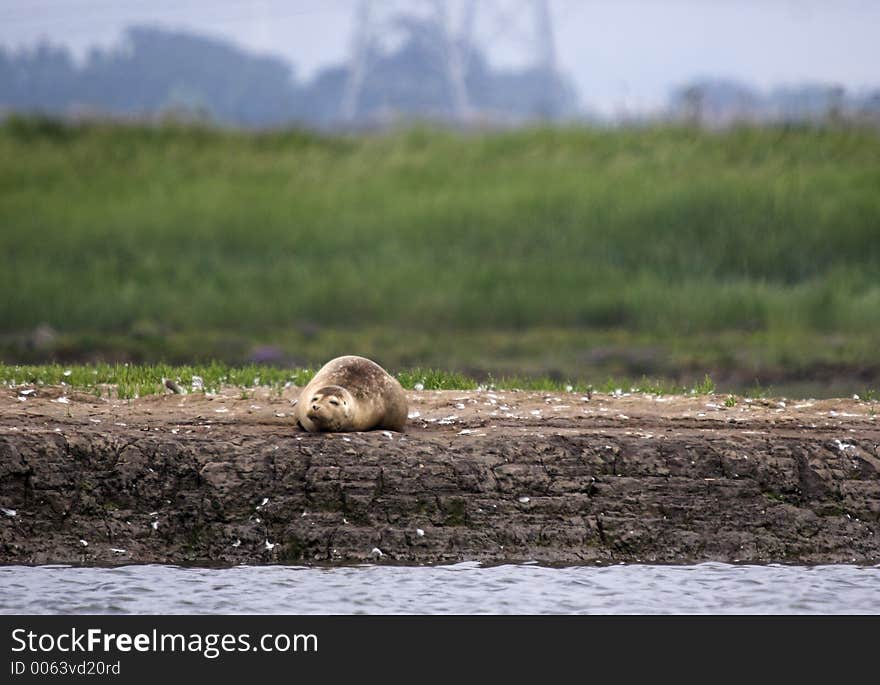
[2,562,879,614]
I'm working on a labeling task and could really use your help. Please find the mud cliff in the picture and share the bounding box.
[1,389,879,565]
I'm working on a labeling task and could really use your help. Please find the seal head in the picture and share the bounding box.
[302,385,354,432]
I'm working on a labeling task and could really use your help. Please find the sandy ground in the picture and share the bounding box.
[1,384,878,442]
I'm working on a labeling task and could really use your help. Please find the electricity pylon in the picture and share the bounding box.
[341,0,560,122]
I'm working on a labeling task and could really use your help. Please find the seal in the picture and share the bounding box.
[295,355,408,433]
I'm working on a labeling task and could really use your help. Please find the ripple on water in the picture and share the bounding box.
[1,562,879,614]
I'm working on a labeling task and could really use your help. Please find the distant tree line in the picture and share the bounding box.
[0,24,577,128]
[670,78,880,127]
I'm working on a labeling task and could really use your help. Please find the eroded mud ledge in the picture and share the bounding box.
[1,389,879,566]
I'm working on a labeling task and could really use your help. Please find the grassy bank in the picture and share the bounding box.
[1,118,878,390]
[3,324,878,395]
[2,118,879,332]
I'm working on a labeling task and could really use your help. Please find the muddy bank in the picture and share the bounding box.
[1,387,879,566]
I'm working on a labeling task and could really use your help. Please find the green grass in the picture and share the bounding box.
[0,362,313,399]
[0,363,724,400]
[2,118,879,337]
[693,374,716,395]
[1,118,879,394]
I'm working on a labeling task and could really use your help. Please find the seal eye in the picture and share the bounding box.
[329,399,340,406]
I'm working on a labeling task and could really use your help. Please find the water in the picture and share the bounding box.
[1,562,879,614]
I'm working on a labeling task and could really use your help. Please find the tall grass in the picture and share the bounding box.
[1,118,879,338]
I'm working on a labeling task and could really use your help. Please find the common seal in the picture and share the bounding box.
[295,356,408,433]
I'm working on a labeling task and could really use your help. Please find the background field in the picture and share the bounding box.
[2,117,878,395]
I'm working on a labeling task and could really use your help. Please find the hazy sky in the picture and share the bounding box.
[1,0,878,114]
